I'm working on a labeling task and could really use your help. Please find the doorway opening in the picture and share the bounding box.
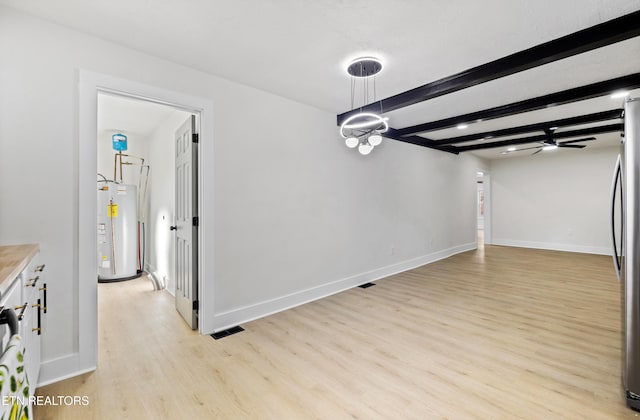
[476,171,485,248]
[79,71,215,374]
[96,92,199,328]
[476,170,491,249]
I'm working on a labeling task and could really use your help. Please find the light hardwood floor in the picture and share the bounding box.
[35,245,637,419]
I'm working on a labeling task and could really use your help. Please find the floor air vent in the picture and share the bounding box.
[211,326,244,340]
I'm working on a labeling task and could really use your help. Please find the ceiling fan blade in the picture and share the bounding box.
[503,145,543,153]
[558,137,597,145]
[531,148,543,155]
[558,144,586,148]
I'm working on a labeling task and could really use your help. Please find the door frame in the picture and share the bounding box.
[78,70,214,372]
[479,171,492,245]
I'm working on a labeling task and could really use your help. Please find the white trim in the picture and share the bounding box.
[37,353,95,388]
[482,173,492,245]
[211,242,475,332]
[40,69,216,386]
[491,238,611,255]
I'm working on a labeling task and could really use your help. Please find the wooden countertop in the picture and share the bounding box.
[0,244,39,292]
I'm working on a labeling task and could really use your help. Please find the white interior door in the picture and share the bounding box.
[175,115,198,329]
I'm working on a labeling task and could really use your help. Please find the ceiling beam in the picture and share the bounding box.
[336,10,640,126]
[436,109,623,145]
[394,73,640,135]
[453,124,623,152]
[384,128,459,154]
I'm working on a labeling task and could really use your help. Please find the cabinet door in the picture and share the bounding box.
[20,300,40,394]
[21,256,44,391]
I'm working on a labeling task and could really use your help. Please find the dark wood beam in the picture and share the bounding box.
[436,109,623,145]
[453,124,623,152]
[394,74,640,135]
[337,10,640,126]
[383,128,459,154]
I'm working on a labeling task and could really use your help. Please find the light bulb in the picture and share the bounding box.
[345,137,359,148]
[368,134,382,146]
[358,143,373,155]
[610,91,629,99]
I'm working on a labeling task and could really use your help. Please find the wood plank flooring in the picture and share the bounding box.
[35,245,637,419]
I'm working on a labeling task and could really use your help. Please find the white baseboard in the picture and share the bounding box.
[210,242,476,333]
[37,353,96,388]
[39,242,475,385]
[491,238,611,255]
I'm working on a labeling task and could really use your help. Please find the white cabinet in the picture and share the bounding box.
[19,257,45,391]
[0,245,46,396]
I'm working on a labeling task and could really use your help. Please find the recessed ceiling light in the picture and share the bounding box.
[611,91,630,99]
[549,126,558,131]
[457,123,469,130]
[507,147,516,152]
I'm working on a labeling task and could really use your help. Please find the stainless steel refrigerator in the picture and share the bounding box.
[611,97,640,410]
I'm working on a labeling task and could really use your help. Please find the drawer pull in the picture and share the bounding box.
[40,284,47,314]
[35,298,41,335]
[26,276,39,287]
[14,303,28,321]
[35,264,45,272]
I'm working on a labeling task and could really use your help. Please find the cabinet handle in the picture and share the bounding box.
[26,276,39,287]
[35,264,45,272]
[40,284,47,314]
[34,299,41,336]
[14,303,28,321]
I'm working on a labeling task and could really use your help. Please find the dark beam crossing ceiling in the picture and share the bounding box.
[435,109,623,145]
[336,10,640,127]
[454,124,623,152]
[396,74,640,136]
[335,10,640,154]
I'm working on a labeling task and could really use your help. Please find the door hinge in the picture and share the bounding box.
[192,133,199,143]
[193,300,199,311]
[193,216,199,227]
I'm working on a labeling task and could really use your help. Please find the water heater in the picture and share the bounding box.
[97,183,138,281]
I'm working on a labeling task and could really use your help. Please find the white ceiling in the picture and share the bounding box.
[3,0,639,159]
[97,93,178,137]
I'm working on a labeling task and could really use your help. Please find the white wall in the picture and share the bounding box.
[490,146,620,254]
[146,110,193,294]
[0,5,483,385]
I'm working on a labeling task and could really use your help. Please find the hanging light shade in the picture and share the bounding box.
[345,137,359,148]
[368,134,382,146]
[358,142,373,155]
[339,113,389,139]
[339,56,388,156]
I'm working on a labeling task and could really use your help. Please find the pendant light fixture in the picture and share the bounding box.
[339,56,388,155]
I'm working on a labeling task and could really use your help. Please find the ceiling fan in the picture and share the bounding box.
[502,129,596,155]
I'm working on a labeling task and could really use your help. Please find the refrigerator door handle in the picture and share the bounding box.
[610,154,623,281]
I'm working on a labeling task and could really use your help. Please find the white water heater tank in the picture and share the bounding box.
[97,183,138,281]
